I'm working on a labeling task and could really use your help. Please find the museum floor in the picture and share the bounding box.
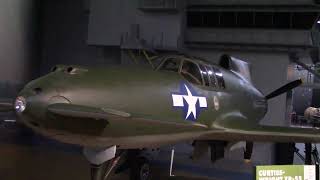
[0,115,254,180]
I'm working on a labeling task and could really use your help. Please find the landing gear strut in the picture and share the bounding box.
[90,157,121,180]
[84,146,122,180]
[84,147,151,180]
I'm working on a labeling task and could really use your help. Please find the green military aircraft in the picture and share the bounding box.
[0,54,319,180]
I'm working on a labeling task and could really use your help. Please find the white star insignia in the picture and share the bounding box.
[172,84,207,120]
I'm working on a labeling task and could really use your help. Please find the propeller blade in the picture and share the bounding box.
[0,101,13,112]
[265,79,302,100]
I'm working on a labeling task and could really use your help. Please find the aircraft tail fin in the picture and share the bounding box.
[219,54,252,83]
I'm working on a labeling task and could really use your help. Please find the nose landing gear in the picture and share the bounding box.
[84,146,122,180]
[90,156,122,180]
[84,147,151,180]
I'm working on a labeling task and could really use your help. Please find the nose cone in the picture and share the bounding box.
[16,86,55,115]
[16,91,70,129]
[15,75,70,128]
[14,96,27,113]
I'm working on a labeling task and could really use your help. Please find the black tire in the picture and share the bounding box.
[130,157,151,180]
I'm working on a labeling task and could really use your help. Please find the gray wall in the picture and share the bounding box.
[186,28,314,47]
[39,0,121,74]
[88,0,185,50]
[0,0,38,97]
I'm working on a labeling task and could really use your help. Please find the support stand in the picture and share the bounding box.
[170,149,175,177]
[305,143,312,165]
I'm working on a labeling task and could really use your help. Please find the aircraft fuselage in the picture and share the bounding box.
[16,62,267,148]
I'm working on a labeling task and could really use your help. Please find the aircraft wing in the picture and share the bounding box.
[47,103,131,119]
[45,103,210,148]
[200,113,320,143]
[48,104,320,145]
[47,103,208,134]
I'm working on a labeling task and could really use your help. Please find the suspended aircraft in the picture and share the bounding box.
[0,54,318,180]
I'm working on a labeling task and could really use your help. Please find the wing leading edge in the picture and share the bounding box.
[44,103,211,148]
[47,103,208,131]
[47,104,320,144]
[200,114,320,143]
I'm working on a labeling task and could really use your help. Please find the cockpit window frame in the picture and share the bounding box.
[157,57,182,73]
[197,63,226,90]
[211,65,226,89]
[204,65,217,88]
[157,56,225,88]
[179,59,204,86]
[198,64,210,87]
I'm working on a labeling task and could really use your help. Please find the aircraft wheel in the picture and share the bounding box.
[130,157,151,180]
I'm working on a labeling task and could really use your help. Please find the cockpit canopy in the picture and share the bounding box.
[157,56,225,89]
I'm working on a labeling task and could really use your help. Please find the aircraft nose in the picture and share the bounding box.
[14,96,27,113]
[15,86,70,129]
[14,71,70,127]
[16,88,68,114]
[15,79,60,114]
[14,86,45,113]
